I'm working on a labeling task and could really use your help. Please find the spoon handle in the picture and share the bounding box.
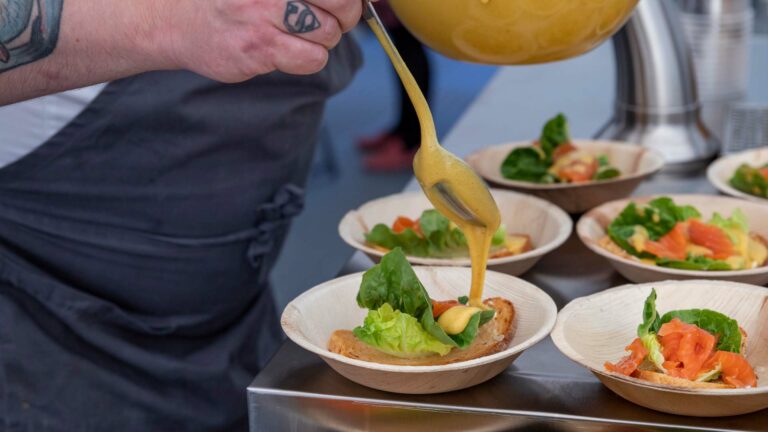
[361,0,438,149]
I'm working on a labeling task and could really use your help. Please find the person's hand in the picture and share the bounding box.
[157,0,365,81]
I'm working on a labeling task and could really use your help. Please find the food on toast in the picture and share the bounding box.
[365,210,532,259]
[605,289,757,389]
[730,163,768,199]
[500,113,621,184]
[600,197,768,271]
[328,248,516,365]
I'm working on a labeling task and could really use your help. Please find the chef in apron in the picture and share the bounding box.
[0,1,362,430]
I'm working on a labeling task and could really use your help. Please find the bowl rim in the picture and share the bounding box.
[466,139,666,191]
[338,189,573,266]
[576,193,768,278]
[281,267,558,373]
[706,148,768,203]
[551,279,768,396]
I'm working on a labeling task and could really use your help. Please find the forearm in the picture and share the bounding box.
[0,0,168,105]
[0,0,364,106]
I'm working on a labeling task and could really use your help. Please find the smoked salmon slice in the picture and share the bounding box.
[659,318,716,380]
[645,223,688,261]
[688,219,734,260]
[605,338,648,376]
[701,351,757,388]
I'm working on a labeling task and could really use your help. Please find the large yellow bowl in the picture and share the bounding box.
[389,0,639,65]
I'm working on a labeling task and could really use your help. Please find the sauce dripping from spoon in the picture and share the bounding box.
[364,3,501,307]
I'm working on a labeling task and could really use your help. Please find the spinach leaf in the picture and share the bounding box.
[730,164,768,198]
[657,309,742,353]
[539,113,569,157]
[356,249,497,349]
[500,147,551,182]
[449,309,496,348]
[366,210,507,258]
[357,248,430,316]
[638,289,660,337]
[419,209,458,252]
[607,197,700,257]
[594,166,621,180]
[656,256,731,271]
[365,224,429,256]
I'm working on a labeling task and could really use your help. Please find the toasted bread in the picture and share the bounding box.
[634,369,733,389]
[328,297,516,366]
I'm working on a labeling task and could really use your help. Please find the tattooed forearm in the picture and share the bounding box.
[0,0,63,73]
[283,0,320,34]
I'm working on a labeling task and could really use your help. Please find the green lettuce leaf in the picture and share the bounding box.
[607,197,701,258]
[696,365,722,382]
[730,164,768,198]
[709,209,748,234]
[656,256,731,271]
[353,304,453,357]
[594,165,621,180]
[365,224,429,257]
[366,210,506,258]
[356,248,493,348]
[636,289,665,372]
[656,309,742,353]
[500,147,552,183]
[708,209,749,246]
[448,309,496,348]
[539,113,569,157]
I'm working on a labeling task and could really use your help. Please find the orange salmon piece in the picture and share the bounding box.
[552,142,577,161]
[659,318,717,380]
[688,219,734,260]
[605,338,648,376]
[645,223,688,260]
[701,351,757,388]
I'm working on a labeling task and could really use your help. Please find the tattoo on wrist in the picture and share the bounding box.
[283,0,320,34]
[0,0,63,74]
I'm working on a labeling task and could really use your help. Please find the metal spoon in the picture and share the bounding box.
[361,1,499,229]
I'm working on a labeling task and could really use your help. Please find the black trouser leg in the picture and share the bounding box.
[388,25,431,150]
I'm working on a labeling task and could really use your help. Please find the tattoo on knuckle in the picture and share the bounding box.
[283,0,320,34]
[0,0,63,74]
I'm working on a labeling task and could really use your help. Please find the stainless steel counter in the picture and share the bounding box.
[248,36,768,431]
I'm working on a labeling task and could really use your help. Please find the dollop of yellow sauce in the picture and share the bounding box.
[437,306,482,335]
[389,0,638,65]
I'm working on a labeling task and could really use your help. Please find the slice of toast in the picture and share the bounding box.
[328,297,515,366]
[634,370,733,389]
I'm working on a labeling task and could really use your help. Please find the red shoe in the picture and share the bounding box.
[356,132,395,152]
[364,137,417,172]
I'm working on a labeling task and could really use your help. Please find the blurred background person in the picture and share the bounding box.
[357,0,432,172]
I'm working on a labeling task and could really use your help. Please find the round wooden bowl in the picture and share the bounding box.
[466,140,665,213]
[707,147,768,202]
[551,280,768,417]
[338,189,572,277]
[281,267,557,394]
[577,194,768,285]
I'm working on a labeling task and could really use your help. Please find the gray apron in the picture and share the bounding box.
[0,38,360,431]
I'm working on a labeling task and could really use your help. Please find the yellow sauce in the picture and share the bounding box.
[368,18,501,308]
[389,0,638,65]
[437,306,482,335]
